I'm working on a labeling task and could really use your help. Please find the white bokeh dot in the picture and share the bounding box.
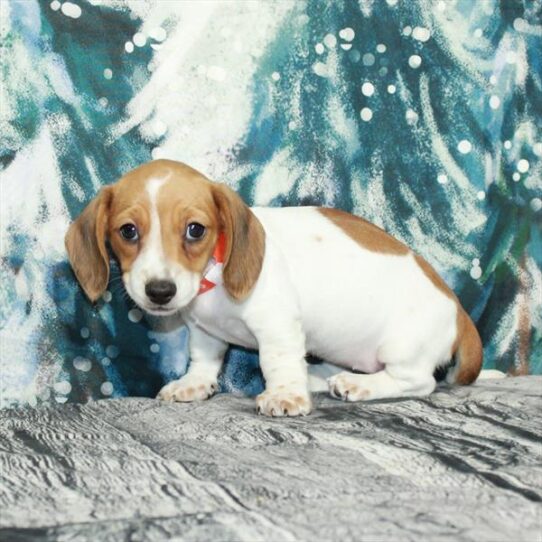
[504,140,512,150]
[512,172,520,182]
[360,107,373,121]
[362,53,375,66]
[103,68,113,80]
[517,159,529,173]
[458,140,472,154]
[315,43,325,55]
[472,258,480,266]
[150,343,160,353]
[271,71,281,81]
[133,32,147,47]
[403,26,412,36]
[106,345,119,358]
[533,143,542,157]
[73,357,92,372]
[530,198,542,212]
[361,82,375,96]
[406,109,418,124]
[387,84,396,94]
[477,191,486,200]
[408,55,422,69]
[102,290,112,302]
[489,75,497,85]
[128,308,143,323]
[61,2,82,18]
[470,266,482,280]
[376,43,387,53]
[489,95,500,109]
[54,381,72,395]
[474,28,483,38]
[149,27,167,42]
[339,28,355,42]
[323,33,337,48]
[50,1,61,11]
[80,327,90,339]
[101,382,114,396]
[101,357,111,366]
[437,174,448,184]
[412,27,430,42]
[341,43,353,51]
[125,41,134,53]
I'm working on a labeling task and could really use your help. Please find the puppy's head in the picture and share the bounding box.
[65,160,265,315]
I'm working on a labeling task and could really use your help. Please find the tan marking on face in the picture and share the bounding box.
[107,160,220,277]
[318,207,409,255]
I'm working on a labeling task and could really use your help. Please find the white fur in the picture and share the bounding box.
[124,177,200,316]
[157,206,460,415]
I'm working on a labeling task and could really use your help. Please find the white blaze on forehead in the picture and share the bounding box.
[141,177,168,277]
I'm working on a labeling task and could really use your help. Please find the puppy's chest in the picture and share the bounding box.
[184,287,257,348]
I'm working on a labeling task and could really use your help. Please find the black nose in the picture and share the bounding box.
[145,280,177,305]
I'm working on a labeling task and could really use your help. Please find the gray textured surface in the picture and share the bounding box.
[1,377,541,542]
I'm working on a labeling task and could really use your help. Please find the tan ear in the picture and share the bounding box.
[213,184,265,300]
[65,187,112,302]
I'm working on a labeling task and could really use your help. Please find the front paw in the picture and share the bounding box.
[256,387,312,417]
[157,375,218,402]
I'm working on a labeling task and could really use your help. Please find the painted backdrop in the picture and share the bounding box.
[1,0,541,407]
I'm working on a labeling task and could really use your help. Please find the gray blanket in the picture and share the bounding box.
[1,377,541,541]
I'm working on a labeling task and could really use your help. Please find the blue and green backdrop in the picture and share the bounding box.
[1,0,541,407]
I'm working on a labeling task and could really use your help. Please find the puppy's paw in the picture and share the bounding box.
[157,375,218,402]
[256,387,312,417]
[328,372,370,402]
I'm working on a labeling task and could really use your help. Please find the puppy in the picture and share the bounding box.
[65,160,482,416]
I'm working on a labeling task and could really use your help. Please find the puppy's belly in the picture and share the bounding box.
[307,335,385,374]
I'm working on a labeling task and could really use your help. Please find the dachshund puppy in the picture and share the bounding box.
[66,160,482,416]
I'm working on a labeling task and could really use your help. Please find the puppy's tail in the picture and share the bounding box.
[446,308,483,385]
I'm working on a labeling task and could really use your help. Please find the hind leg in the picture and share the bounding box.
[328,343,437,401]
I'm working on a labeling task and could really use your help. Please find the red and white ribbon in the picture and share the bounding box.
[198,232,226,295]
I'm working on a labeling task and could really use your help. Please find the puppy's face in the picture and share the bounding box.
[66,160,265,315]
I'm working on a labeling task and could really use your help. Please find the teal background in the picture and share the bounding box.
[1,0,540,407]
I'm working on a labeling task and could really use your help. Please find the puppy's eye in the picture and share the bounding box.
[119,223,139,242]
[186,222,206,241]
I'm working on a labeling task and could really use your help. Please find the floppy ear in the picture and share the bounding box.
[65,187,112,303]
[212,184,265,300]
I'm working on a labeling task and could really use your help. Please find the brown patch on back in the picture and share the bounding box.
[318,207,409,255]
[413,254,457,302]
[319,206,483,384]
